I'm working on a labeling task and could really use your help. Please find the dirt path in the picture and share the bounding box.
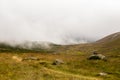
[43,67,102,80]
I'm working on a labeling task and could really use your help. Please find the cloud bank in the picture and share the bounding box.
[0,0,120,44]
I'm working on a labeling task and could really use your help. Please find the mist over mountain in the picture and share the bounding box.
[0,0,120,44]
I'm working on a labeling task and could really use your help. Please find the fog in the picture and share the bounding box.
[0,0,120,44]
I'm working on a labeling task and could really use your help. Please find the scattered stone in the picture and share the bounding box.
[52,59,64,65]
[98,72,108,76]
[88,51,107,61]
[12,56,22,62]
[23,57,40,61]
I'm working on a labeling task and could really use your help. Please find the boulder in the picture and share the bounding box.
[52,59,64,65]
[98,72,108,76]
[88,52,106,61]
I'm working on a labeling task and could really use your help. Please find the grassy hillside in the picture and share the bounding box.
[0,32,120,80]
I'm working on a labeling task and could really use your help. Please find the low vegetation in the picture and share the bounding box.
[0,51,119,80]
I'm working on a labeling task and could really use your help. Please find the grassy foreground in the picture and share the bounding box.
[0,52,119,80]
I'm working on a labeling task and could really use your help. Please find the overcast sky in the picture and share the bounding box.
[0,0,120,44]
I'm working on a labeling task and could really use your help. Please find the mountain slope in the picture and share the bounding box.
[57,32,120,54]
[94,32,120,53]
[96,32,120,44]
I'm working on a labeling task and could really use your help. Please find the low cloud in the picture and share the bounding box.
[0,0,120,44]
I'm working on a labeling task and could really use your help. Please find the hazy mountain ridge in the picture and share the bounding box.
[94,32,120,52]
[0,32,120,53]
[56,32,120,54]
[0,41,60,53]
[96,32,120,44]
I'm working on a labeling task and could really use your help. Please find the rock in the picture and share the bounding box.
[23,57,40,61]
[12,56,22,62]
[88,52,106,60]
[98,72,108,76]
[88,55,101,60]
[52,59,64,65]
[88,54,106,60]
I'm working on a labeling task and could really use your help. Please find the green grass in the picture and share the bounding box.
[0,52,119,80]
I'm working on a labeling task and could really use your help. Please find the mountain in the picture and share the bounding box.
[94,32,120,53]
[57,32,120,54]
[0,32,120,54]
[0,41,60,53]
[96,32,120,45]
